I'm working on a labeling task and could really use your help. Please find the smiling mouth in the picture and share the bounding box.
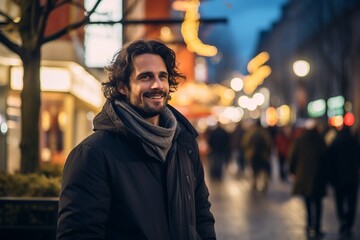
[148,95,163,99]
[144,91,166,99]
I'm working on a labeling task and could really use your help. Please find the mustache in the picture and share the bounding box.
[143,90,167,98]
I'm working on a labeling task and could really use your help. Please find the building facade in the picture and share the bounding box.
[255,0,360,131]
[0,1,105,173]
[0,0,229,172]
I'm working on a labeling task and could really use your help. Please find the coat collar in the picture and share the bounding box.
[93,100,198,139]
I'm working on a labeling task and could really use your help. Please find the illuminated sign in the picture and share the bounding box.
[307,99,326,118]
[327,95,344,117]
[10,64,104,108]
[84,0,123,68]
[69,64,104,108]
[11,67,71,92]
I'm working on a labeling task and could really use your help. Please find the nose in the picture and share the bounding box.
[151,76,163,89]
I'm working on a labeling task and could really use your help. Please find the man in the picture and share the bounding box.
[242,120,272,192]
[288,119,327,238]
[206,122,231,181]
[327,126,360,237]
[57,40,216,240]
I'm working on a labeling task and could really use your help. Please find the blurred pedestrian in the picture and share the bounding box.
[327,125,360,237]
[274,125,293,182]
[57,40,216,240]
[231,120,246,177]
[288,118,327,238]
[206,122,231,181]
[243,120,272,192]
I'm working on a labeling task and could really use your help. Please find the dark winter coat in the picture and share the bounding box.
[327,127,360,189]
[288,129,327,198]
[243,126,272,172]
[207,126,231,155]
[57,101,216,240]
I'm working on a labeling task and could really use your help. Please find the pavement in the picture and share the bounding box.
[205,160,360,240]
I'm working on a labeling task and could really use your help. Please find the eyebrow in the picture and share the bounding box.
[136,71,168,78]
[159,71,168,76]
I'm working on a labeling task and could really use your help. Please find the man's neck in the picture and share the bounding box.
[145,115,160,126]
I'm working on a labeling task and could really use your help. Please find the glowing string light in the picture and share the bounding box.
[174,0,218,57]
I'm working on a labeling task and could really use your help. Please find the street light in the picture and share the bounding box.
[292,60,310,120]
[293,60,310,77]
[230,77,243,91]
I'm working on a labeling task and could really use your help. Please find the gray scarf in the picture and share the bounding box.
[114,100,177,162]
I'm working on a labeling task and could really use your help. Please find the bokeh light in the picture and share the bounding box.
[293,60,310,77]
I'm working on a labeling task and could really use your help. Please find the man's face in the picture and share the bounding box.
[118,54,170,121]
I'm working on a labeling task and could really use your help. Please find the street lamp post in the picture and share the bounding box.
[292,60,310,121]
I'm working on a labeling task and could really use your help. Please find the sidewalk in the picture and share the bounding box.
[206,162,360,240]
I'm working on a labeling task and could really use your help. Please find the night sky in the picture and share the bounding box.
[199,0,288,78]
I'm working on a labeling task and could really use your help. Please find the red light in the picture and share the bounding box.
[344,112,355,126]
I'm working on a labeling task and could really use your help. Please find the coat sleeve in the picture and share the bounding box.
[193,142,217,240]
[57,143,111,240]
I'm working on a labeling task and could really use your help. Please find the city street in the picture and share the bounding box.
[205,160,360,240]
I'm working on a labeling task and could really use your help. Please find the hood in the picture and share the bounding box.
[93,100,198,138]
[93,100,127,133]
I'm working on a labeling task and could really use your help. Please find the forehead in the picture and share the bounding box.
[132,54,167,73]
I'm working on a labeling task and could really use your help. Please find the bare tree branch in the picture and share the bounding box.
[36,0,56,47]
[0,31,22,56]
[0,9,16,24]
[42,0,102,44]
[84,0,102,17]
[42,17,88,44]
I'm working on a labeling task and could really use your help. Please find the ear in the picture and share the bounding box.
[117,83,128,96]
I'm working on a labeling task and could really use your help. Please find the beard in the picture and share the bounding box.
[131,102,167,118]
[126,90,169,118]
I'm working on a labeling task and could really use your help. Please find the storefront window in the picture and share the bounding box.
[40,94,65,164]
[6,93,21,173]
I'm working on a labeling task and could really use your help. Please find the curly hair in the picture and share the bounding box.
[102,39,185,101]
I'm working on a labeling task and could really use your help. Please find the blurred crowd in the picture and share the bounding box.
[202,118,360,239]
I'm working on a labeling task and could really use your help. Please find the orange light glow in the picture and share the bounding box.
[243,52,271,95]
[329,116,343,128]
[266,107,278,126]
[243,65,271,95]
[247,52,270,74]
[179,0,218,56]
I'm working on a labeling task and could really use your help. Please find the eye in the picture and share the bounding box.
[139,74,151,81]
[159,73,168,80]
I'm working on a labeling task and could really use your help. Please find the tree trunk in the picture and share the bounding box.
[20,49,41,173]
